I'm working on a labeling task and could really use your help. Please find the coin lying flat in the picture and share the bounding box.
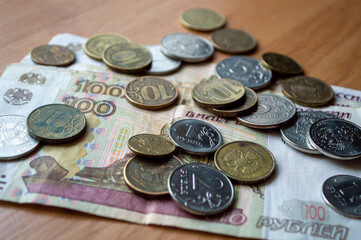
[168,163,234,215]
[145,45,182,75]
[211,28,257,54]
[308,119,361,160]
[125,77,178,110]
[322,175,361,218]
[128,134,176,158]
[27,104,87,144]
[31,44,75,66]
[216,56,272,90]
[262,52,303,75]
[180,8,225,31]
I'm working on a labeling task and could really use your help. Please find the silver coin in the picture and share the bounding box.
[280,111,340,154]
[160,33,214,62]
[168,163,234,215]
[169,119,223,155]
[215,56,272,90]
[308,119,361,160]
[322,175,361,218]
[0,114,39,160]
[145,45,181,75]
[237,94,296,129]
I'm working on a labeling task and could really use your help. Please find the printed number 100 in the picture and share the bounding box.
[305,204,326,221]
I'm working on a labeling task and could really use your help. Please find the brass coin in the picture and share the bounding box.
[31,44,75,66]
[211,28,257,54]
[124,155,183,196]
[84,33,131,60]
[192,75,245,108]
[180,8,226,31]
[282,76,334,107]
[125,77,178,110]
[128,134,176,158]
[214,141,275,183]
[262,52,303,75]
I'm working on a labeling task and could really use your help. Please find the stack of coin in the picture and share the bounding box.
[180,8,226,32]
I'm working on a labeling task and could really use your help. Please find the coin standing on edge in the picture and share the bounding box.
[31,44,75,67]
[145,45,182,75]
[128,134,176,158]
[211,28,257,54]
[262,52,303,75]
[180,8,226,31]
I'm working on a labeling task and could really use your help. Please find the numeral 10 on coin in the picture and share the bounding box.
[305,204,326,221]
[141,84,173,101]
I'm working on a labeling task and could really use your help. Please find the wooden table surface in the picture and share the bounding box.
[1,0,361,239]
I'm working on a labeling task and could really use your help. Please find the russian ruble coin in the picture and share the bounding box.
[169,119,223,155]
[160,33,214,62]
[262,52,303,75]
[216,56,272,90]
[128,134,176,158]
[180,8,225,31]
[211,28,257,54]
[0,115,39,160]
[214,141,276,183]
[27,104,87,144]
[237,94,296,129]
[322,175,361,218]
[84,33,131,61]
[31,44,75,66]
[308,119,361,160]
[168,163,234,215]
[282,76,334,107]
[192,75,245,108]
[124,77,178,110]
[145,45,181,75]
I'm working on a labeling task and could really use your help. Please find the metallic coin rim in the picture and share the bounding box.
[128,133,176,158]
[280,130,319,154]
[180,8,226,31]
[31,44,75,67]
[261,52,303,75]
[144,45,182,75]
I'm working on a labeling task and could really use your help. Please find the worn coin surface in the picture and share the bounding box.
[180,8,225,31]
[308,119,361,160]
[27,104,87,144]
[169,119,223,155]
[128,134,176,158]
[262,52,303,75]
[125,77,178,110]
[168,163,234,215]
[322,175,361,218]
[31,45,75,66]
[211,28,257,54]
[145,45,181,75]
[216,56,272,90]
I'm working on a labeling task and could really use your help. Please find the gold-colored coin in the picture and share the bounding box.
[282,76,334,107]
[128,134,176,158]
[102,43,152,73]
[31,45,75,67]
[214,141,276,183]
[84,33,131,60]
[192,75,245,108]
[262,52,303,75]
[123,155,183,196]
[180,8,226,31]
[211,28,257,54]
[125,77,178,110]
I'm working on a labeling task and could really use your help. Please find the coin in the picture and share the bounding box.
[168,163,234,215]
[128,134,176,158]
[145,45,181,75]
[216,56,272,90]
[27,104,87,144]
[124,155,183,196]
[84,33,131,60]
[0,115,39,160]
[282,76,334,107]
[211,28,257,54]
[124,77,178,110]
[160,33,214,62]
[192,75,245,108]
[308,119,361,160]
[262,52,303,75]
[237,94,296,129]
[169,119,223,155]
[180,8,225,31]
[31,44,75,66]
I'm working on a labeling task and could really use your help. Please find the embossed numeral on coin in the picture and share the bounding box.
[209,82,244,101]
[141,84,173,101]
[192,173,223,191]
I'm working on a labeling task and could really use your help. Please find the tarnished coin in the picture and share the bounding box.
[102,43,152,73]
[192,75,245,108]
[214,141,275,183]
[0,115,39,160]
[128,134,176,158]
[160,33,214,62]
[308,119,361,160]
[168,163,234,215]
[237,94,296,129]
[145,45,181,75]
[84,33,131,60]
[124,77,178,110]
[211,28,257,54]
[180,8,225,31]
[216,56,272,90]
[282,76,334,107]
[262,52,303,75]
[169,119,223,155]
[31,44,75,66]
[27,104,87,144]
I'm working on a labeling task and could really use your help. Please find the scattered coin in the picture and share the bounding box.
[145,45,182,75]
[180,8,225,31]
[31,44,75,66]
[211,28,257,54]
[128,134,176,158]
[262,52,303,75]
